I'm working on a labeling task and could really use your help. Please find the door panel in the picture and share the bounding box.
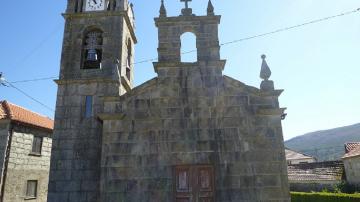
[175,165,214,202]
[199,197,214,202]
[176,198,191,202]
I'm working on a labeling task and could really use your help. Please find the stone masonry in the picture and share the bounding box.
[3,126,52,202]
[0,101,53,202]
[49,0,291,201]
[0,121,10,192]
[47,0,136,201]
[98,1,290,201]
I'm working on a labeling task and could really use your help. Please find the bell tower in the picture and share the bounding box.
[48,0,136,201]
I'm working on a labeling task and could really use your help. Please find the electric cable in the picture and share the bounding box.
[7,7,360,83]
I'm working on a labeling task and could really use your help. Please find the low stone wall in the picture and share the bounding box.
[290,181,340,192]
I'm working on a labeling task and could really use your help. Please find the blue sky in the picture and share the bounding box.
[0,0,359,140]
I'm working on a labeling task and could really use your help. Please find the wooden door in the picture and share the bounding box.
[175,165,214,202]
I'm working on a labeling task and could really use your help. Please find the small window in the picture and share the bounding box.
[113,0,117,10]
[31,136,43,155]
[26,180,38,199]
[126,39,132,80]
[75,0,79,12]
[107,1,111,10]
[85,96,93,118]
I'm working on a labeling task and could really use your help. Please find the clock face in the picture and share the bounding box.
[85,0,105,11]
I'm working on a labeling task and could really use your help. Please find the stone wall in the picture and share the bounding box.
[290,182,340,192]
[0,121,10,192]
[48,2,136,201]
[100,62,290,202]
[343,157,360,185]
[3,126,52,202]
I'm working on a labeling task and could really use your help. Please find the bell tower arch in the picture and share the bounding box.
[48,0,136,201]
[155,0,220,63]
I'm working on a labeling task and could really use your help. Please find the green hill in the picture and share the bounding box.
[285,123,360,161]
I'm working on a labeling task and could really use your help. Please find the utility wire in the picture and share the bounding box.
[7,7,360,83]
[2,8,360,112]
[220,7,360,46]
[8,24,63,70]
[3,79,55,112]
[8,76,58,84]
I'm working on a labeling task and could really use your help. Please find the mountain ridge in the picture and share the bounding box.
[285,123,360,161]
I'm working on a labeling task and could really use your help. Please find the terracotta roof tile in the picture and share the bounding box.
[0,100,54,130]
[342,143,360,159]
[344,142,360,153]
[288,161,344,182]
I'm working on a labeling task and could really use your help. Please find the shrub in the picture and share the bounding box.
[291,192,360,202]
[335,181,357,194]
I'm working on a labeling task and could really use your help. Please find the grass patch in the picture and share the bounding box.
[291,192,360,202]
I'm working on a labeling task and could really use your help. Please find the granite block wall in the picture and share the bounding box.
[343,157,360,185]
[100,62,290,202]
[0,122,10,193]
[3,126,52,202]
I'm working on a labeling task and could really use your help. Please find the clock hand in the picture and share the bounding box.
[92,0,97,4]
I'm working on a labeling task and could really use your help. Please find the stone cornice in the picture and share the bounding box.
[153,60,226,73]
[55,78,120,85]
[98,113,126,121]
[256,108,287,117]
[260,89,284,97]
[62,11,137,43]
[121,76,132,92]
[155,15,221,26]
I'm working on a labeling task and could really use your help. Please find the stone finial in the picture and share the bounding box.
[207,0,214,16]
[159,0,167,18]
[260,55,271,80]
[260,54,274,91]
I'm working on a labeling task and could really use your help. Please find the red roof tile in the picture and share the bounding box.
[344,142,360,153]
[0,100,54,130]
[288,161,344,182]
[343,143,360,159]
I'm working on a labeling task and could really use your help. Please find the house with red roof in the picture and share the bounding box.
[342,142,360,186]
[0,100,53,202]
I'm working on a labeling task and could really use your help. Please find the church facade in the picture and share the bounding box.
[48,0,290,201]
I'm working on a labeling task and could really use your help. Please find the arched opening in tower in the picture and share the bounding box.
[180,32,197,63]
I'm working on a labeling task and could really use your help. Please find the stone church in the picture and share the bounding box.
[48,0,290,201]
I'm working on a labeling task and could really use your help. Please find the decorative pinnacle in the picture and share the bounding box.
[160,0,167,17]
[207,0,214,16]
[260,54,272,81]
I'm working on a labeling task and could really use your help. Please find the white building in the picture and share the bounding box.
[286,148,317,165]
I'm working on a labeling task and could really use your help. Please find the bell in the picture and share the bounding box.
[86,49,98,61]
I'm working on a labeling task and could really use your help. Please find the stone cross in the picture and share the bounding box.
[181,0,192,9]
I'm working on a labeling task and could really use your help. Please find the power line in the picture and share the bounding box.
[7,7,360,83]
[3,80,55,112]
[8,24,63,70]
[2,8,360,112]
[8,77,58,84]
[219,7,360,46]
